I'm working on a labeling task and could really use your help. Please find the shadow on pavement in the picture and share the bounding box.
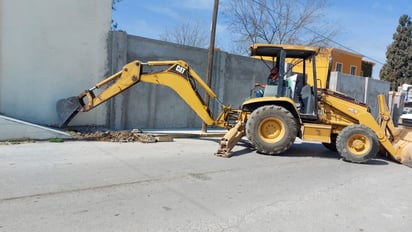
[200,138,254,157]
[201,137,391,165]
[278,143,390,166]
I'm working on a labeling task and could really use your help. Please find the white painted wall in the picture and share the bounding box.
[0,0,111,126]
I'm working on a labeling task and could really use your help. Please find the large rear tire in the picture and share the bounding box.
[246,105,297,155]
[336,124,379,163]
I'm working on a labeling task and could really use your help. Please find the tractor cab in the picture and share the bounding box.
[250,44,319,119]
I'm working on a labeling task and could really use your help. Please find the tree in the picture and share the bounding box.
[380,14,412,89]
[223,0,338,54]
[159,21,209,48]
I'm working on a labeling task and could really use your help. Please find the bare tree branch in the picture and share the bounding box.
[223,0,339,54]
[159,21,209,48]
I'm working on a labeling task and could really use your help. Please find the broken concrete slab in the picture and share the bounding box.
[0,115,71,141]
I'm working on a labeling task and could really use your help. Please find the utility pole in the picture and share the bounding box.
[202,0,219,133]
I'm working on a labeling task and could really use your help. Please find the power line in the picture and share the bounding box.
[301,23,387,65]
[301,25,386,65]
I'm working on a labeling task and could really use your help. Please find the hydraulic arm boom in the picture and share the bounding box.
[57,60,224,127]
[57,60,247,157]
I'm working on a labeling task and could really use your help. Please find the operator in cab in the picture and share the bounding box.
[254,65,279,96]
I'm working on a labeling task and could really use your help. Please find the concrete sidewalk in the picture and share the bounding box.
[0,114,228,142]
[0,115,71,141]
[143,128,228,138]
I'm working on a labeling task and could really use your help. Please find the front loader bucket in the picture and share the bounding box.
[391,126,412,168]
[56,96,82,127]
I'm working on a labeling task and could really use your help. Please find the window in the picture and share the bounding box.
[335,62,343,72]
[350,65,357,75]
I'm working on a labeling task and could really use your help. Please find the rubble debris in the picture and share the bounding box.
[75,130,174,143]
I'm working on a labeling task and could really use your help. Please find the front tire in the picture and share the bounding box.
[246,105,297,155]
[336,124,379,163]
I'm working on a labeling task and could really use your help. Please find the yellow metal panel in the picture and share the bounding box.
[290,49,330,88]
[302,123,332,143]
[242,96,297,107]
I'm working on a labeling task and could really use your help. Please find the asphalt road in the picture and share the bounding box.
[1,138,412,232]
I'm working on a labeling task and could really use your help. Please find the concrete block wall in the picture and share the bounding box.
[365,77,391,119]
[329,72,390,119]
[107,32,269,130]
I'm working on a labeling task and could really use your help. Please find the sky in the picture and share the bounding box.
[112,0,412,78]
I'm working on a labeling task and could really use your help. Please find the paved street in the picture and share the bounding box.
[1,138,412,232]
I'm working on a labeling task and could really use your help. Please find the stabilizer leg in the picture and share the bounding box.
[216,121,245,158]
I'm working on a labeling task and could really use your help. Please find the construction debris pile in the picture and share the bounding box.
[73,130,174,143]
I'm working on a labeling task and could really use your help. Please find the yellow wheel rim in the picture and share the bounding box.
[346,134,371,156]
[258,118,285,143]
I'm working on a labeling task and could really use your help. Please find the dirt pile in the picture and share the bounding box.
[75,131,173,143]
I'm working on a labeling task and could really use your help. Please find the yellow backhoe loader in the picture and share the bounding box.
[57,44,412,168]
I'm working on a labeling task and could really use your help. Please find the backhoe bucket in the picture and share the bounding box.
[56,96,82,127]
[391,126,412,168]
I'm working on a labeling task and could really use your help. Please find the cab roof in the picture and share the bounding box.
[250,44,319,59]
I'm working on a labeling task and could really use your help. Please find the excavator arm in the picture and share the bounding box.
[56,60,246,157]
[58,60,222,127]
